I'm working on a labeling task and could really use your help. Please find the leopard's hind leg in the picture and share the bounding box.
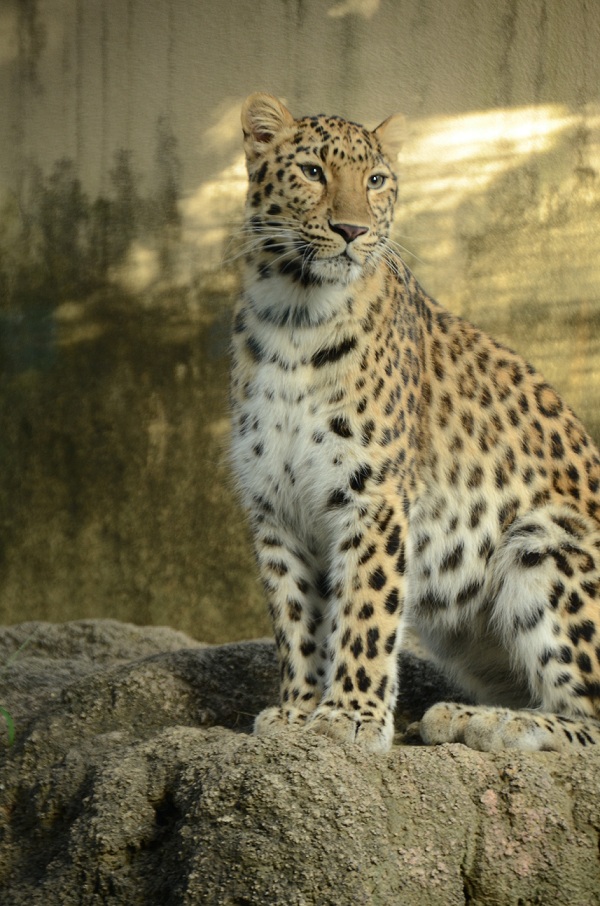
[420,505,600,753]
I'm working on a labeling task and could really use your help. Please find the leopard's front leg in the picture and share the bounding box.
[306,501,407,753]
[252,520,332,737]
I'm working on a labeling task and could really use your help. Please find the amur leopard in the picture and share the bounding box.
[230,92,600,754]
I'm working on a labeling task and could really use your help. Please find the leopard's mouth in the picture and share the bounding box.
[308,250,364,286]
[316,245,363,267]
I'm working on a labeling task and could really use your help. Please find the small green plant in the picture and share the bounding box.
[1,631,37,747]
[0,707,15,746]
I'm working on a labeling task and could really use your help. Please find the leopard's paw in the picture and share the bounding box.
[419,702,473,746]
[306,705,394,753]
[253,705,310,738]
[420,702,561,753]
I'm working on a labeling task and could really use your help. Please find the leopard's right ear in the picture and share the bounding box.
[374,113,406,169]
[241,93,295,161]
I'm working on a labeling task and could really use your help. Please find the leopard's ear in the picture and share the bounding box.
[241,93,295,161]
[373,114,406,167]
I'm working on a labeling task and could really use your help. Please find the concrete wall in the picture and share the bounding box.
[1,0,600,640]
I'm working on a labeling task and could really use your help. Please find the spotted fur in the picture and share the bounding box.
[230,93,600,754]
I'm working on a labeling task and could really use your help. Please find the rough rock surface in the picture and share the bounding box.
[1,620,600,905]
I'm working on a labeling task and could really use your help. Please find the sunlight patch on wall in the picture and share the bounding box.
[179,156,248,275]
[54,300,105,347]
[203,100,248,153]
[399,104,578,218]
[108,152,249,296]
[327,0,380,18]
[110,242,162,296]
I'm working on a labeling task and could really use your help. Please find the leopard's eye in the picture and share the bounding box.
[300,164,325,183]
[368,173,387,189]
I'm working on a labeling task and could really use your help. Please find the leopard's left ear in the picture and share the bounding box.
[373,114,406,166]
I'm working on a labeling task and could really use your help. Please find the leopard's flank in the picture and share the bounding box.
[230,92,600,754]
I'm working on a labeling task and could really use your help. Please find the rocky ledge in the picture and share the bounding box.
[1,620,599,905]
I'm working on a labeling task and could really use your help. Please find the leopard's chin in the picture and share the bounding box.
[309,253,364,286]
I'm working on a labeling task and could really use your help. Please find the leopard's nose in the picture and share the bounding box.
[329,221,369,243]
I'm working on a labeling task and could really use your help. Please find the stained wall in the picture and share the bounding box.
[1,0,600,639]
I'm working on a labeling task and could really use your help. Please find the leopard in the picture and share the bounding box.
[230,91,600,755]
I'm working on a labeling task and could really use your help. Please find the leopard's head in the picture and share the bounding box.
[241,93,405,287]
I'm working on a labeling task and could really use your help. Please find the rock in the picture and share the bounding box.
[1,620,600,905]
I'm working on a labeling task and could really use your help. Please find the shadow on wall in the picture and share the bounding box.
[1,96,600,639]
[0,120,266,640]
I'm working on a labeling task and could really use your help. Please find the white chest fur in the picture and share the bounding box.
[231,281,369,553]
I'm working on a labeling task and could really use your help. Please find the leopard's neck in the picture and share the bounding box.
[243,253,401,329]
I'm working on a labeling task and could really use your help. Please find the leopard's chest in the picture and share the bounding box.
[231,333,367,549]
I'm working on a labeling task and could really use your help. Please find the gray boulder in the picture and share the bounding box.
[1,620,599,905]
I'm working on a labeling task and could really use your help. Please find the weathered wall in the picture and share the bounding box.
[1,0,600,640]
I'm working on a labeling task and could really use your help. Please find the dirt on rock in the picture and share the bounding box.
[1,620,599,905]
